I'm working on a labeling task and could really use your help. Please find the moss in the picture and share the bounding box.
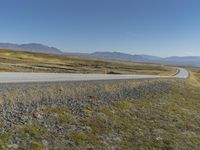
[82,113,112,134]
[69,132,88,145]
[0,133,11,149]
[18,125,47,140]
[83,106,93,116]
[42,106,78,125]
[101,107,114,117]
[1,69,200,149]
[43,106,70,114]
[30,141,43,150]
[57,113,77,124]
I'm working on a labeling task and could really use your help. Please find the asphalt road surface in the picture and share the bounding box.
[0,68,189,83]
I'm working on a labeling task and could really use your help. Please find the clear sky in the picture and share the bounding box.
[0,0,200,57]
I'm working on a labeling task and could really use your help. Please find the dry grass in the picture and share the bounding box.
[0,49,176,75]
[0,68,200,149]
[186,67,200,87]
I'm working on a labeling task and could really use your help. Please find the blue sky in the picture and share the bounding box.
[0,0,200,57]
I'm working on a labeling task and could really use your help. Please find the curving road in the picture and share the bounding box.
[172,68,189,79]
[0,68,188,83]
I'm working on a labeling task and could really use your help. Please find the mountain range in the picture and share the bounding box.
[0,43,62,54]
[89,52,200,67]
[0,43,199,67]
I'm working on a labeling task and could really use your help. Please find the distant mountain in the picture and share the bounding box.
[64,52,90,56]
[0,43,62,54]
[90,52,135,61]
[90,52,162,61]
[165,56,200,66]
[89,51,200,67]
[0,43,200,67]
[90,51,162,63]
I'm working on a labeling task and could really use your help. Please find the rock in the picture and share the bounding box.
[33,111,44,119]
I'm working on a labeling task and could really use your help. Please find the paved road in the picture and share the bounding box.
[0,68,188,83]
[171,68,189,79]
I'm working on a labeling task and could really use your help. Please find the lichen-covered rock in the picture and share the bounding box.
[0,79,173,149]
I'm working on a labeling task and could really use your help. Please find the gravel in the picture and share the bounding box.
[0,79,171,149]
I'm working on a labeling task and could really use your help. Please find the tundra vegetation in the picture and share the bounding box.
[0,49,176,75]
[0,67,199,149]
[0,49,197,150]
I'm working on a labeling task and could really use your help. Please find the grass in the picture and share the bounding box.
[187,67,200,85]
[0,68,199,149]
[0,49,176,75]
[0,50,199,149]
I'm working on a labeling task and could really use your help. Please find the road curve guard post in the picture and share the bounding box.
[160,72,164,79]
[159,65,164,79]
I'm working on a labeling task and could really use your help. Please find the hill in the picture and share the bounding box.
[1,43,200,67]
[90,51,162,62]
[0,49,176,75]
[0,43,62,54]
[89,52,200,67]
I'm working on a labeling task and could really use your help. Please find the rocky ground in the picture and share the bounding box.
[0,78,199,149]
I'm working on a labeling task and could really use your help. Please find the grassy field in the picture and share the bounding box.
[0,67,199,149]
[0,49,197,149]
[0,49,176,75]
[187,67,200,84]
